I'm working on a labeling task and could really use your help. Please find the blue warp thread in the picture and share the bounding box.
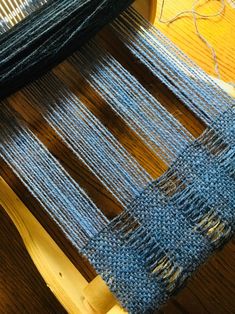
[112,7,235,125]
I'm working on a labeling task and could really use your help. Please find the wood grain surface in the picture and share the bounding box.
[0,205,66,314]
[0,1,235,313]
[154,0,235,82]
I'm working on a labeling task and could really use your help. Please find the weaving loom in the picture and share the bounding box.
[0,0,234,313]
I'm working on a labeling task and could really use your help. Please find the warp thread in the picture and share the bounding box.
[71,40,193,165]
[23,74,151,207]
[112,7,235,125]
[0,102,108,249]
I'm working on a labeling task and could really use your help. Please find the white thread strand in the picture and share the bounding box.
[0,102,108,249]
[71,40,193,165]
[24,74,151,206]
[159,0,226,79]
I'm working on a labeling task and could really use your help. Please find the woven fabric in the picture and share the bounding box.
[83,108,235,313]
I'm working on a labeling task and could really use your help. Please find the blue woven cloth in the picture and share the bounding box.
[83,108,235,313]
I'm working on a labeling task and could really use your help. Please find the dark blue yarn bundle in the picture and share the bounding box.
[0,0,133,100]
